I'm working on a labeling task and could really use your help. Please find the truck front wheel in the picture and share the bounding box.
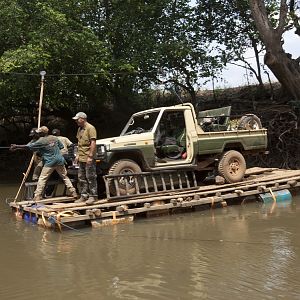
[218,150,246,183]
[108,159,141,195]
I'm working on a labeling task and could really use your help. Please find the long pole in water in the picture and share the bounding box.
[14,71,46,202]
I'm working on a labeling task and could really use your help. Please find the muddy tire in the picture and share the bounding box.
[108,159,141,195]
[218,150,246,183]
[238,114,262,130]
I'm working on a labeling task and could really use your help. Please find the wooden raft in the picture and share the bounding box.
[8,168,300,230]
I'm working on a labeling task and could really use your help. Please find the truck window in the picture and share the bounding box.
[121,111,160,135]
[158,111,186,138]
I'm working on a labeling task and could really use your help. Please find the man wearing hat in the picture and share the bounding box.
[52,128,74,166]
[52,129,73,156]
[10,126,77,201]
[72,112,98,205]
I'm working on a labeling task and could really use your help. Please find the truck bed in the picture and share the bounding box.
[197,129,268,154]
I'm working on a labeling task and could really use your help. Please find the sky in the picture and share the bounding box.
[208,30,300,89]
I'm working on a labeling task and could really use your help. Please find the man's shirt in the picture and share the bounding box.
[76,122,97,162]
[57,136,73,155]
[27,135,65,167]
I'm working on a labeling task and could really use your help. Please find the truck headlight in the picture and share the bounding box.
[96,144,107,158]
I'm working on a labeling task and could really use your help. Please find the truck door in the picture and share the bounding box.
[154,109,195,165]
[183,109,198,163]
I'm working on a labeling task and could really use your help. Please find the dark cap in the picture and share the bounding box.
[52,129,61,136]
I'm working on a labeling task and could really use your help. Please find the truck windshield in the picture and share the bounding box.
[121,111,160,135]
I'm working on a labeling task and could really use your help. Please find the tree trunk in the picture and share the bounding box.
[264,49,300,100]
[249,0,300,100]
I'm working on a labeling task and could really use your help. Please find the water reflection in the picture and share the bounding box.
[1,184,300,299]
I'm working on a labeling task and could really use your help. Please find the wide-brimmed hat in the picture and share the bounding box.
[36,126,49,134]
[72,112,87,120]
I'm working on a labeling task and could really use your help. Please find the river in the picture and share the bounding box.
[1,183,300,299]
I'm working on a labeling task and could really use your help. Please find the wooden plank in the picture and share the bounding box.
[245,167,279,176]
[13,195,74,206]
[91,216,134,227]
[31,199,108,213]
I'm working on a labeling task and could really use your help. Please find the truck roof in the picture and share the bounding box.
[132,102,194,116]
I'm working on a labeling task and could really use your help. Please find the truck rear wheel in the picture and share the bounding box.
[108,159,141,195]
[218,150,246,183]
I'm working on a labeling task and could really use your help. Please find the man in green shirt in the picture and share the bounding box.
[73,112,98,205]
[52,128,73,156]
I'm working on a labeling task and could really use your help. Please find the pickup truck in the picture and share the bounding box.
[88,103,267,195]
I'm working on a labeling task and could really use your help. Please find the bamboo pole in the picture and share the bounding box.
[37,71,46,128]
[14,71,46,202]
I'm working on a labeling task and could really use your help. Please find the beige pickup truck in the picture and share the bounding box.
[91,103,267,194]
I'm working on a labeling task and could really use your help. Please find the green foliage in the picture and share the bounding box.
[0,45,51,72]
[0,1,232,121]
[0,0,282,127]
[0,0,111,120]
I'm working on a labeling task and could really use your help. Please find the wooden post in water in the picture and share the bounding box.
[14,71,46,202]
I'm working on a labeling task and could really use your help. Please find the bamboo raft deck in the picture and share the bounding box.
[9,167,300,231]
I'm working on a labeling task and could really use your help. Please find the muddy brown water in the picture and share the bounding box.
[1,183,300,300]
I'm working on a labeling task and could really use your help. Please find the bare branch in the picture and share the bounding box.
[276,0,289,35]
[289,0,300,36]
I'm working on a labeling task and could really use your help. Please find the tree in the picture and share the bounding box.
[249,0,300,100]
[0,0,111,126]
[91,0,224,107]
[195,0,278,88]
[155,0,225,105]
